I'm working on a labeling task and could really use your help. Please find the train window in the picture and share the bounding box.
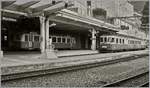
[100,38,103,42]
[120,39,122,43]
[104,37,107,42]
[62,38,66,43]
[108,37,111,42]
[122,39,124,44]
[111,38,114,42]
[67,38,71,43]
[34,36,39,41]
[116,38,118,43]
[25,35,29,41]
[52,37,56,43]
[57,37,61,43]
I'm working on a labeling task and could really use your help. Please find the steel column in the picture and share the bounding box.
[45,18,50,49]
[91,28,96,50]
[40,16,46,53]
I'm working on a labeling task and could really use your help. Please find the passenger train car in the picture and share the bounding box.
[12,32,77,50]
[51,35,76,49]
[13,32,41,50]
[99,34,147,52]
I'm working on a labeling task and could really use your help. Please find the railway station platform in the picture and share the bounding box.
[1,50,149,76]
[56,50,99,57]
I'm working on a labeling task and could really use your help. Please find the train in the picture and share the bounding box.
[12,32,147,51]
[99,34,147,52]
[12,32,41,50]
[12,32,77,50]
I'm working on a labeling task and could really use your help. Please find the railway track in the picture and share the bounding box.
[2,54,148,82]
[103,71,149,87]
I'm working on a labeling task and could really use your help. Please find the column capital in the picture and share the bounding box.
[39,16,46,23]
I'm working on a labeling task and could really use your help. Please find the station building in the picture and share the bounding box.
[0,0,147,58]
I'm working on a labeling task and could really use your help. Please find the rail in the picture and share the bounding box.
[103,71,149,87]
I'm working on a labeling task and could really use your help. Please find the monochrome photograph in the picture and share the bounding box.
[0,0,149,87]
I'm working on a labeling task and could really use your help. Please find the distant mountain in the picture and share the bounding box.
[129,1,148,13]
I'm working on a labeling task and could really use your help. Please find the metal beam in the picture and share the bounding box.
[32,1,62,13]
[1,9,27,16]
[49,17,91,29]
[44,2,74,15]
[19,1,40,10]
[2,1,16,8]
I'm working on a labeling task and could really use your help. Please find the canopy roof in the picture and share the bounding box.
[2,0,73,17]
[1,0,119,32]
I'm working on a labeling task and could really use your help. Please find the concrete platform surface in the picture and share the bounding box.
[56,50,99,57]
[2,50,148,67]
[1,50,149,75]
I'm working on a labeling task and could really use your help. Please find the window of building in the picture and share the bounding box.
[87,1,91,6]
[57,37,61,43]
[52,37,56,43]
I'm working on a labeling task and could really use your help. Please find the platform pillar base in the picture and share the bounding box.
[0,51,3,58]
[41,49,57,59]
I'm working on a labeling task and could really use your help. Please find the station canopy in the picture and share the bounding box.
[1,0,119,32]
[2,0,73,18]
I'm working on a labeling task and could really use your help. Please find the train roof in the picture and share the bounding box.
[101,34,146,41]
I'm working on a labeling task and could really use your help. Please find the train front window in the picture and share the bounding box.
[52,37,56,43]
[57,37,61,43]
[34,36,39,41]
